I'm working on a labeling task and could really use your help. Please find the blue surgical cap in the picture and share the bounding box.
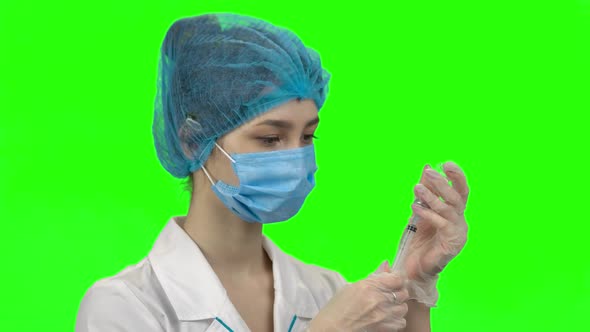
[152,12,331,178]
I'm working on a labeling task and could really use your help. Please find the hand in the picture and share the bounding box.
[391,161,470,307]
[405,162,469,279]
[308,272,410,332]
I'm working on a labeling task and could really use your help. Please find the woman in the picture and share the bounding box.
[76,12,469,332]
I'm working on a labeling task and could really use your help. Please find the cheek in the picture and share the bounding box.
[223,128,259,151]
[221,163,240,186]
[207,153,240,186]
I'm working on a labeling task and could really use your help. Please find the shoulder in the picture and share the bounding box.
[75,258,166,332]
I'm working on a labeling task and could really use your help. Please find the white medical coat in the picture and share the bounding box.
[75,216,350,332]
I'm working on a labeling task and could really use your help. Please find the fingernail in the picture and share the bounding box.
[424,164,432,170]
[379,259,389,271]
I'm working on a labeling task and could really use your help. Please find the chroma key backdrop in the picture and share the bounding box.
[1,1,588,331]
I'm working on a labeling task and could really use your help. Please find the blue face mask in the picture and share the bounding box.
[201,143,318,224]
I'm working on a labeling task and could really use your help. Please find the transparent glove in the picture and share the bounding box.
[401,162,470,307]
[307,268,410,332]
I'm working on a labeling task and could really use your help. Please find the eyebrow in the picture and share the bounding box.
[255,117,319,129]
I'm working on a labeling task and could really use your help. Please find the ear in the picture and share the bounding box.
[178,123,202,160]
[180,141,194,159]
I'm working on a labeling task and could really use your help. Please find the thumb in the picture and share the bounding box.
[375,259,390,273]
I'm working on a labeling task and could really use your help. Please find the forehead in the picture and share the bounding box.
[252,98,318,123]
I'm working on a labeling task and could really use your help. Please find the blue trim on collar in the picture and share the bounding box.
[215,317,234,332]
[288,315,298,332]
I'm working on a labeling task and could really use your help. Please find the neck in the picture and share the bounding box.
[181,189,271,282]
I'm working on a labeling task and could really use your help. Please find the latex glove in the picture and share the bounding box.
[307,270,410,332]
[402,161,470,307]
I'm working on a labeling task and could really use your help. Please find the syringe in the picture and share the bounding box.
[390,197,430,272]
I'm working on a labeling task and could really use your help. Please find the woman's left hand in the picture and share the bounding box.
[371,162,469,307]
[402,161,470,282]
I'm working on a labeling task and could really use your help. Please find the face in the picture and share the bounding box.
[199,98,319,188]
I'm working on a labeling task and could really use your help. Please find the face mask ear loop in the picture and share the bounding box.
[201,142,235,186]
[200,166,215,186]
[215,142,236,163]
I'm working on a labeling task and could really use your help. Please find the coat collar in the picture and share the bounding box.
[148,216,320,321]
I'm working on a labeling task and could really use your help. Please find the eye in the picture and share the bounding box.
[257,136,281,146]
[303,134,319,142]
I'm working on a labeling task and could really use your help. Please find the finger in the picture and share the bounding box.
[442,161,470,207]
[392,302,409,316]
[384,302,409,322]
[376,259,390,273]
[411,206,465,256]
[418,164,431,183]
[422,168,465,217]
[414,182,458,222]
[370,317,407,332]
[375,304,408,331]
[372,272,406,291]
[411,198,452,232]
[418,164,456,207]
[377,291,409,326]
[377,289,409,321]
[379,290,408,308]
[391,288,410,303]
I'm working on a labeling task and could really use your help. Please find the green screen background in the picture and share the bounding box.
[1,0,588,331]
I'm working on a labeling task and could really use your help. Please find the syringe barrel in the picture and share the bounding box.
[390,198,429,272]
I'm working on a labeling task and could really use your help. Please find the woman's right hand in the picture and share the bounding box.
[307,272,410,332]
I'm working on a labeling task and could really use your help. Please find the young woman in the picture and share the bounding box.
[76,12,470,332]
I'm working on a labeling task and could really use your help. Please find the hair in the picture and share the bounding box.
[183,173,194,195]
[153,13,330,179]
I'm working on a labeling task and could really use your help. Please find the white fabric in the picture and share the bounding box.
[76,216,350,332]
